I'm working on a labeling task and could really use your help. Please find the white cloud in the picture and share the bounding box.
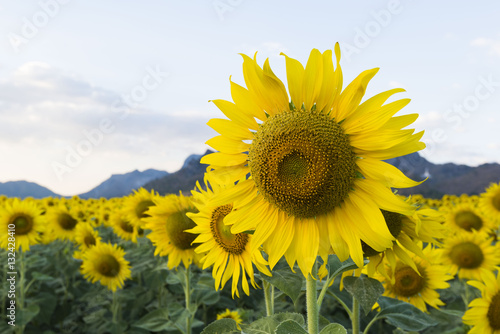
[471,36,500,56]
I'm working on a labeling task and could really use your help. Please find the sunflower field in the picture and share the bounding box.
[2,47,500,334]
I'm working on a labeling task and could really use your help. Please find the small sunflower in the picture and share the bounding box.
[81,242,131,292]
[144,194,201,269]
[217,309,243,329]
[73,222,101,259]
[202,45,424,276]
[463,270,500,334]
[123,188,157,229]
[45,204,81,241]
[186,173,270,297]
[376,245,452,312]
[443,202,495,234]
[480,181,500,224]
[437,230,500,281]
[110,212,142,243]
[363,206,446,280]
[0,198,45,252]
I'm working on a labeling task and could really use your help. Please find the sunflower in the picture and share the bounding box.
[144,194,202,269]
[437,230,500,281]
[480,182,500,224]
[376,244,453,312]
[0,198,45,252]
[217,309,243,329]
[202,45,424,276]
[81,242,131,292]
[45,204,81,241]
[443,202,495,235]
[73,222,101,259]
[363,206,446,280]
[110,212,142,243]
[463,270,500,333]
[123,188,158,229]
[186,173,270,297]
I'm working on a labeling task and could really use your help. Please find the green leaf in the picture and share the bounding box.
[275,320,308,334]
[244,312,305,334]
[343,276,384,315]
[16,304,40,327]
[133,308,172,332]
[325,255,363,279]
[31,271,55,281]
[319,323,347,334]
[259,269,304,303]
[201,318,240,334]
[377,297,439,331]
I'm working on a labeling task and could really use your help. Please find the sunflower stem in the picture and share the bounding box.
[112,291,118,323]
[352,295,360,334]
[263,280,275,316]
[184,266,192,334]
[306,262,319,334]
[16,250,26,334]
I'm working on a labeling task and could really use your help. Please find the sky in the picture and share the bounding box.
[0,0,499,196]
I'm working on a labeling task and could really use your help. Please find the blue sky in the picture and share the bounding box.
[1,0,499,196]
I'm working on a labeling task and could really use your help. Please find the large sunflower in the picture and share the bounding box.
[202,45,424,276]
[0,198,45,252]
[376,244,453,312]
[463,270,500,333]
[437,230,500,281]
[81,242,131,292]
[186,173,270,297]
[480,181,500,224]
[144,194,202,269]
[45,204,81,241]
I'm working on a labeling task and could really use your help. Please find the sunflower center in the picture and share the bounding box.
[454,210,483,231]
[135,200,155,218]
[488,292,500,330]
[492,192,500,211]
[84,235,96,247]
[210,204,248,255]
[449,242,484,269]
[165,209,198,250]
[10,214,34,235]
[58,213,78,231]
[120,219,134,233]
[393,265,425,297]
[97,254,121,277]
[249,110,356,218]
[362,210,402,257]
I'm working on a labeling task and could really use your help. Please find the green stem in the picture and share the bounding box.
[317,274,335,309]
[112,291,119,323]
[185,266,192,334]
[327,290,352,318]
[352,296,360,334]
[306,263,319,334]
[363,315,382,334]
[263,280,275,316]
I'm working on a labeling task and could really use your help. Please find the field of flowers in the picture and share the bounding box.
[1,180,499,334]
[2,47,500,334]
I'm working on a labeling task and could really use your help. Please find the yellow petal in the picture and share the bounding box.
[357,157,424,188]
[201,152,248,167]
[212,99,258,130]
[281,52,305,109]
[303,49,323,111]
[207,118,253,140]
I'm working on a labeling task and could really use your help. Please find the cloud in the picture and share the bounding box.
[471,36,500,56]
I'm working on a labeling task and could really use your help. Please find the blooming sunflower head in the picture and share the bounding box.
[123,188,158,229]
[110,211,142,243]
[217,309,243,329]
[480,181,500,223]
[202,45,425,276]
[144,193,202,269]
[0,198,45,252]
[438,230,500,282]
[186,173,270,297]
[376,245,453,312]
[73,222,101,259]
[463,270,500,333]
[46,204,81,241]
[443,202,495,234]
[81,242,131,292]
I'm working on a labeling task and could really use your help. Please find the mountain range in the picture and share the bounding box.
[1,152,499,199]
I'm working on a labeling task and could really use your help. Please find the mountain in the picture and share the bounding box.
[387,153,500,198]
[143,150,213,195]
[0,180,60,199]
[78,169,168,199]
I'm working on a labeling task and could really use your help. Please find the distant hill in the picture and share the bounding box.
[0,181,60,199]
[78,169,168,199]
[387,153,500,198]
[143,150,213,195]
